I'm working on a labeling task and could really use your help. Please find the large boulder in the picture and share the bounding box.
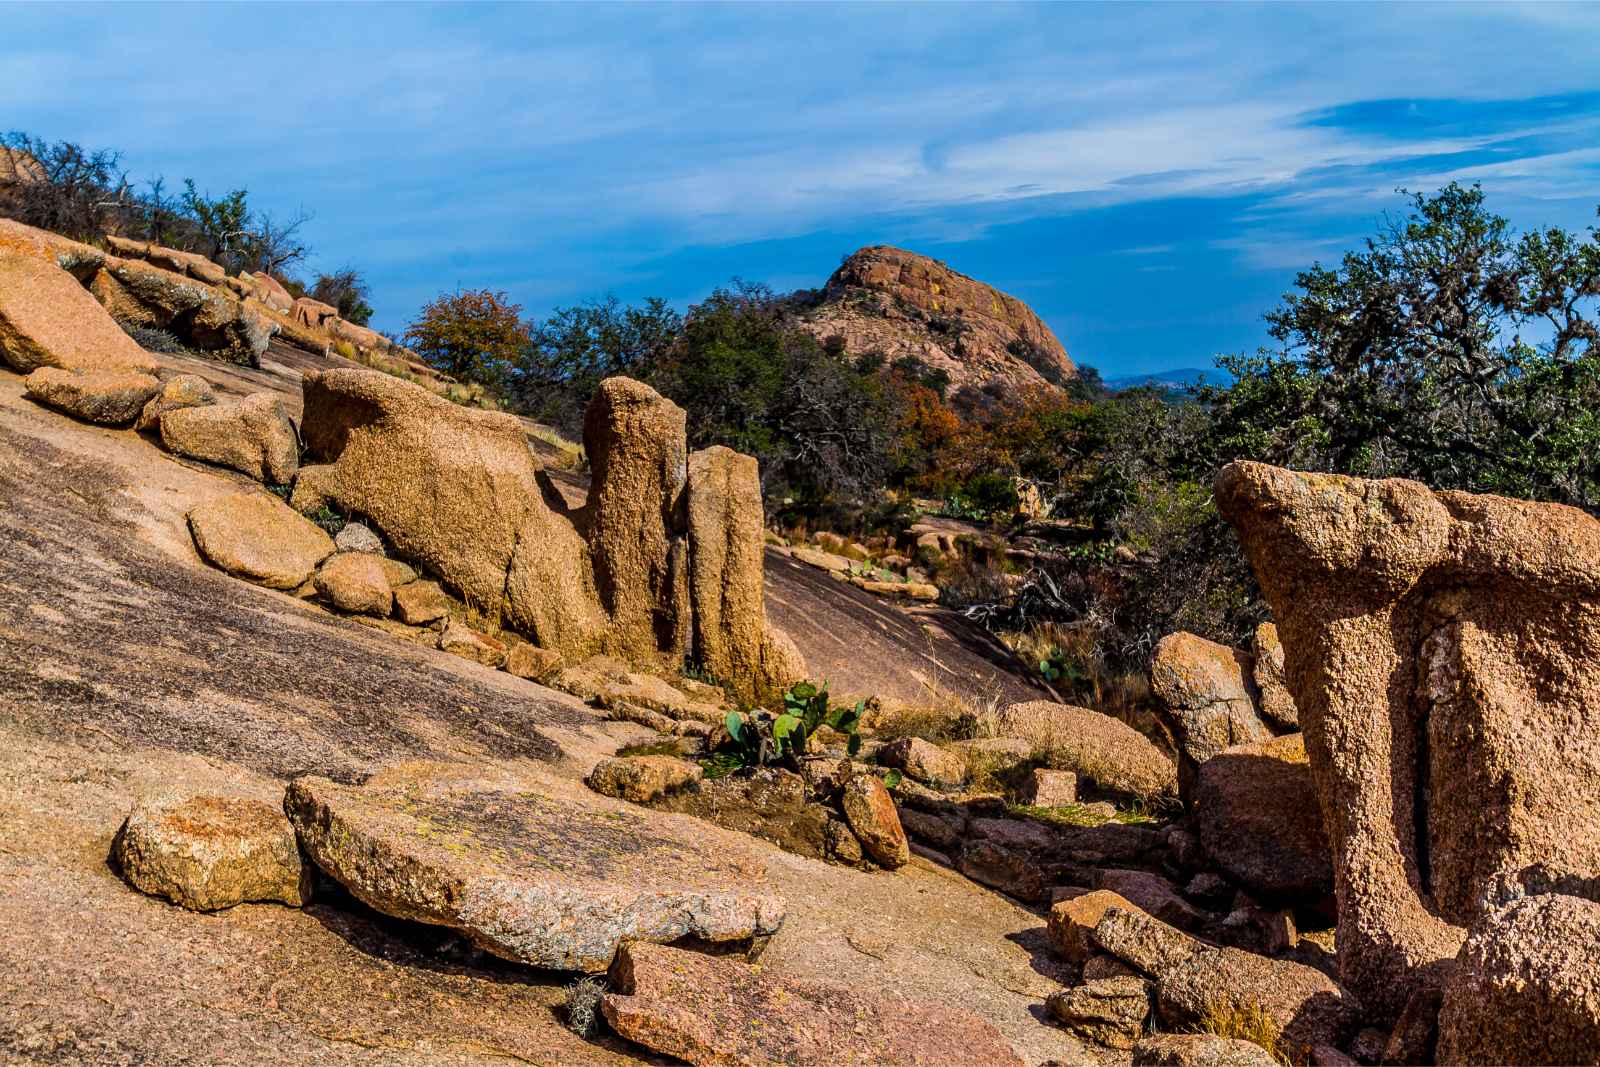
[24,366,161,425]
[1093,905,1361,1054]
[187,491,334,589]
[0,245,160,376]
[159,391,298,485]
[1436,893,1600,1065]
[283,762,786,972]
[113,792,311,911]
[1000,701,1177,801]
[1194,733,1331,902]
[298,368,606,658]
[1150,632,1274,795]
[602,940,1024,1067]
[583,377,689,664]
[1216,461,1600,1021]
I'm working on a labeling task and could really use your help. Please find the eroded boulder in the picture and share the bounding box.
[313,553,393,616]
[187,491,334,589]
[113,792,311,911]
[587,755,703,804]
[1094,905,1360,1052]
[840,772,910,869]
[602,940,1023,1067]
[392,578,450,625]
[1150,632,1274,795]
[1000,701,1177,801]
[877,735,967,788]
[1046,976,1150,1049]
[1216,460,1600,1020]
[283,762,786,971]
[159,391,298,484]
[135,373,214,432]
[90,255,273,367]
[25,366,160,425]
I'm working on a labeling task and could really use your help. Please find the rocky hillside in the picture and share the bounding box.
[796,246,1076,412]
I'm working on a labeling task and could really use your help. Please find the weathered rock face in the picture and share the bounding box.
[1000,701,1178,801]
[1436,893,1600,1065]
[1093,905,1360,1053]
[186,491,334,590]
[1216,461,1600,1021]
[1194,733,1331,902]
[283,762,786,972]
[583,376,688,663]
[0,244,161,376]
[603,940,1024,1067]
[90,255,274,367]
[24,366,161,426]
[113,792,311,911]
[797,245,1075,414]
[1250,623,1298,730]
[1150,632,1274,795]
[159,391,298,485]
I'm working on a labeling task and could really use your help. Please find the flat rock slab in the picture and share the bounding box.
[602,940,1024,1067]
[188,490,335,589]
[285,761,786,971]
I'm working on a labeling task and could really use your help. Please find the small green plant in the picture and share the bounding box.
[1038,646,1085,688]
[563,975,606,1039]
[721,681,864,769]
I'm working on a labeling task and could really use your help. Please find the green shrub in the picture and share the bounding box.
[720,681,864,769]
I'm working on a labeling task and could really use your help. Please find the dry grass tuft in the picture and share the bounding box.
[1191,1000,1291,1065]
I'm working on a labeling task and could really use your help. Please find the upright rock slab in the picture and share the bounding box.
[685,446,767,697]
[602,940,1024,1067]
[283,762,785,972]
[583,377,688,663]
[1216,461,1600,1021]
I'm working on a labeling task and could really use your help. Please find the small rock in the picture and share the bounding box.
[392,579,451,625]
[159,391,298,484]
[1184,872,1234,909]
[1132,1034,1279,1066]
[25,366,161,425]
[1098,869,1207,931]
[504,641,561,680]
[334,521,384,555]
[876,735,967,788]
[1049,890,1139,962]
[135,373,214,432]
[840,773,910,869]
[437,618,506,667]
[587,755,703,804]
[1046,976,1150,1049]
[823,816,865,866]
[1347,1028,1387,1065]
[602,940,1024,1067]
[606,702,675,732]
[113,792,311,911]
[1020,767,1078,807]
[1250,622,1298,730]
[314,553,393,616]
[187,491,334,589]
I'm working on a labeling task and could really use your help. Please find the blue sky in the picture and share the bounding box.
[6,2,1600,377]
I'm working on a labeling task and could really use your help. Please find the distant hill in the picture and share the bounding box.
[793,246,1076,415]
[1104,366,1234,393]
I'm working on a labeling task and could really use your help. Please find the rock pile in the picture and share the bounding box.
[294,368,804,702]
[1217,459,1600,1050]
